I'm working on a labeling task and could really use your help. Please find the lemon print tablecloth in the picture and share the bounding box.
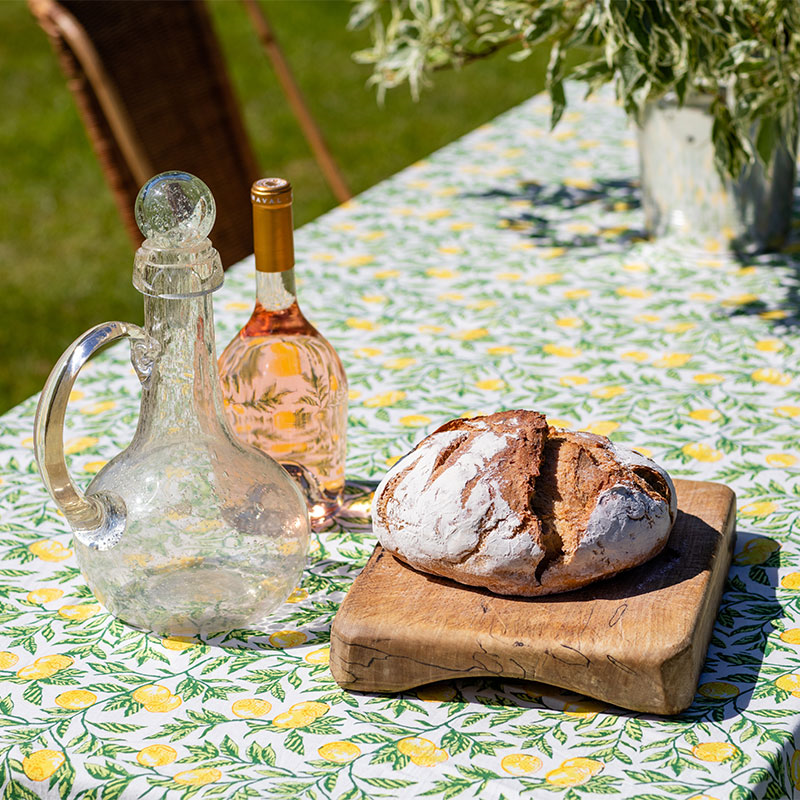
[2,86,800,799]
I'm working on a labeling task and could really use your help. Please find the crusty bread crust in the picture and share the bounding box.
[372,412,676,596]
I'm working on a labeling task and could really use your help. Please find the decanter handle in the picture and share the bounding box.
[34,321,153,551]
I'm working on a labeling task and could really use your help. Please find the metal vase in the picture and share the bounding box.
[638,94,797,253]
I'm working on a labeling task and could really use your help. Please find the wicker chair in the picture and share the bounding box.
[29,0,349,269]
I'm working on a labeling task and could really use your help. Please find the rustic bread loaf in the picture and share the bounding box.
[372,411,676,596]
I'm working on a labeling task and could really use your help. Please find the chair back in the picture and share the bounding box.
[30,0,260,269]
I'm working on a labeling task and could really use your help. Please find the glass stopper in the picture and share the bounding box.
[135,171,216,246]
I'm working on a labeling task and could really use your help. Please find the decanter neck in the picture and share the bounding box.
[134,293,227,443]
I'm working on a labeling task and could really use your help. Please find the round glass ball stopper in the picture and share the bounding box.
[135,171,216,246]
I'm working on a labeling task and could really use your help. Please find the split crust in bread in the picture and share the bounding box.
[372,410,677,596]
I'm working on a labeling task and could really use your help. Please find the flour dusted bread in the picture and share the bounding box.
[372,411,676,596]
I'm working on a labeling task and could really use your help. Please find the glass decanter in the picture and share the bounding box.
[218,178,348,524]
[34,172,310,636]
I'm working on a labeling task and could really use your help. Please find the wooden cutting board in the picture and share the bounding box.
[329,479,736,715]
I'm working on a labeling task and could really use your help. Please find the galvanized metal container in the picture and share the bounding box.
[638,94,797,253]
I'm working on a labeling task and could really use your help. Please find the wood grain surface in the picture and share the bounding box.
[329,479,736,715]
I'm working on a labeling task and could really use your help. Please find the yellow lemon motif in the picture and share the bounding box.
[689,409,722,423]
[68,389,85,402]
[361,294,386,304]
[26,588,65,605]
[616,287,652,299]
[231,698,272,718]
[775,675,800,693]
[132,684,181,713]
[740,501,777,517]
[501,753,542,775]
[426,268,457,279]
[396,737,448,767]
[451,328,488,341]
[781,573,800,590]
[752,368,791,386]
[64,437,99,454]
[174,768,222,786]
[55,689,96,709]
[653,352,692,369]
[58,603,101,621]
[400,415,432,428]
[698,682,739,699]
[80,400,116,415]
[424,209,452,220]
[225,301,251,311]
[272,701,329,728]
[582,421,619,437]
[722,293,759,306]
[682,443,723,463]
[755,339,784,352]
[690,292,716,302]
[353,347,382,359]
[364,391,406,408]
[383,358,417,370]
[475,379,505,391]
[563,758,604,776]
[527,272,563,286]
[286,588,309,604]
[633,446,654,458]
[775,406,800,418]
[634,313,660,323]
[547,418,574,429]
[559,375,589,386]
[161,636,198,651]
[487,346,516,355]
[563,701,604,718]
[0,652,19,670]
[29,540,72,562]
[397,737,434,757]
[665,322,696,333]
[83,460,108,474]
[766,453,798,467]
[17,654,74,680]
[692,742,737,762]
[781,629,800,645]
[556,317,584,328]
[496,272,522,281]
[318,741,361,763]
[735,538,779,565]
[545,765,594,786]
[137,744,177,767]
[761,309,788,320]
[269,630,307,649]
[305,647,330,665]
[543,344,581,358]
[385,455,402,467]
[620,351,649,364]
[694,373,725,385]
[339,255,375,268]
[22,749,65,781]
[591,386,626,399]
[416,684,457,702]
[346,318,377,331]
[451,222,474,231]
[374,269,401,279]
[564,289,591,299]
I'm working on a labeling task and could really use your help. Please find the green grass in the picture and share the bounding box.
[0,0,553,413]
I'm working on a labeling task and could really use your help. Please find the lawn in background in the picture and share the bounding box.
[0,0,553,413]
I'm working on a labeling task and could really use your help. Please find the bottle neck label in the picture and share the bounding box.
[253,203,295,273]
